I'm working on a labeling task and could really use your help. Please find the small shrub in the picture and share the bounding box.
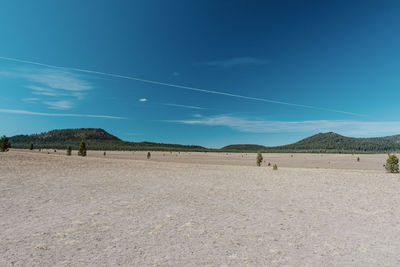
[0,135,11,152]
[147,152,151,160]
[104,151,106,156]
[29,143,34,150]
[386,154,399,173]
[273,164,278,170]
[357,157,360,162]
[54,149,57,153]
[66,145,72,156]
[256,152,263,166]
[268,162,271,166]
[78,141,87,157]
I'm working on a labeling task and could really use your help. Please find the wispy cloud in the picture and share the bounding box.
[0,66,92,110]
[0,56,361,116]
[24,68,91,91]
[43,100,74,110]
[198,57,270,69]
[163,103,206,110]
[167,115,400,137]
[0,108,125,119]
[172,71,180,76]
[139,98,148,102]
[22,98,40,103]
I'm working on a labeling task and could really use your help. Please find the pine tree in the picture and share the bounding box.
[256,152,263,166]
[0,135,11,152]
[78,141,87,157]
[66,145,72,156]
[385,154,399,173]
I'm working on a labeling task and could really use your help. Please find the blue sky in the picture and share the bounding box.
[1,0,400,148]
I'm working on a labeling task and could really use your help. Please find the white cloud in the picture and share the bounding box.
[167,115,400,137]
[24,68,91,91]
[22,98,40,102]
[32,91,59,96]
[0,67,92,110]
[0,108,125,119]
[139,98,148,102]
[43,100,73,110]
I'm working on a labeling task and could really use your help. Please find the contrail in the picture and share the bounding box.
[162,103,206,110]
[0,56,362,116]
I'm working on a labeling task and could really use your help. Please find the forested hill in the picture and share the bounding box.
[9,128,208,151]
[277,132,400,152]
[223,132,400,153]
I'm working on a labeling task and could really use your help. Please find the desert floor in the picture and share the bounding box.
[1,150,400,266]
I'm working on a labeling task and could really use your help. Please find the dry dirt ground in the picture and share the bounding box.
[1,150,400,266]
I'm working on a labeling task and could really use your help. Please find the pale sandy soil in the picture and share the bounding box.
[1,150,400,266]
[19,148,393,171]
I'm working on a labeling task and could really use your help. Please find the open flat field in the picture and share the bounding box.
[1,150,400,266]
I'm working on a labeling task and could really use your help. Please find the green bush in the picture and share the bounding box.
[273,164,278,170]
[0,135,11,152]
[66,145,72,156]
[29,142,34,150]
[385,154,399,173]
[256,152,263,166]
[147,152,151,160]
[78,141,87,157]
[104,151,106,156]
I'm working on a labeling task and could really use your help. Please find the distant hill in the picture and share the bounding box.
[222,132,400,153]
[221,144,268,152]
[9,128,208,151]
[277,132,400,152]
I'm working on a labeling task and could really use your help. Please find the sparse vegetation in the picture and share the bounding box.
[147,152,151,160]
[0,135,11,152]
[385,154,399,173]
[29,142,33,150]
[78,141,87,157]
[104,151,106,156]
[273,164,278,170]
[256,152,263,166]
[66,145,72,156]
[357,157,360,162]
[268,162,271,166]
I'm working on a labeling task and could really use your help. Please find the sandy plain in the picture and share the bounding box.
[1,150,400,266]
